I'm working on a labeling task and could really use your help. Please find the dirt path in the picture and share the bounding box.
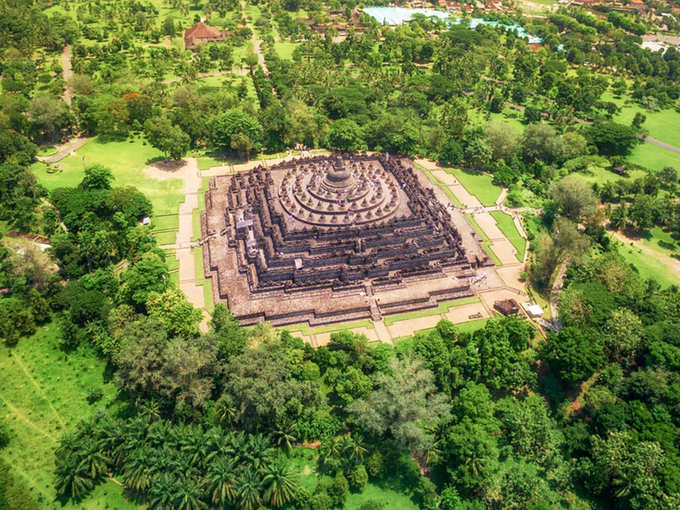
[61,44,72,106]
[35,137,89,163]
[644,135,680,155]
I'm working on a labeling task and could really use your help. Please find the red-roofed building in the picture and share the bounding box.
[184,22,226,50]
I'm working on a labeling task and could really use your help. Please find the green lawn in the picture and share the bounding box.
[384,297,481,326]
[640,226,680,257]
[274,41,299,60]
[490,210,526,262]
[444,167,502,206]
[616,238,680,287]
[575,162,647,186]
[37,145,57,157]
[626,141,680,172]
[603,92,680,149]
[33,136,184,215]
[151,214,179,231]
[287,448,418,510]
[153,230,176,246]
[0,324,138,509]
[282,319,375,337]
[465,214,502,265]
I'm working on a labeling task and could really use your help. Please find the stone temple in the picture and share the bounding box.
[200,153,492,326]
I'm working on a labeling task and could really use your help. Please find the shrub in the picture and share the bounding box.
[327,472,349,507]
[349,464,368,492]
[86,387,103,404]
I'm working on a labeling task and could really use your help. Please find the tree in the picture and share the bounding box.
[550,175,598,222]
[27,95,72,141]
[521,123,564,164]
[486,122,518,161]
[262,459,299,507]
[586,121,639,156]
[146,288,202,338]
[117,252,169,309]
[222,342,320,431]
[346,354,450,454]
[113,317,169,396]
[79,165,113,191]
[208,458,237,506]
[326,119,366,152]
[541,326,605,386]
[144,117,190,161]
[208,109,263,155]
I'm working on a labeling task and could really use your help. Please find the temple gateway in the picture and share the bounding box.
[200,153,493,326]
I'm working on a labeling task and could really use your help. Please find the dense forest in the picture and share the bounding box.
[1,0,680,509]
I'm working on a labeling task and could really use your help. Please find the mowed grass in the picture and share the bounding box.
[616,239,680,287]
[0,323,138,509]
[626,141,680,172]
[384,297,482,326]
[33,136,184,215]
[604,92,680,149]
[443,168,502,206]
[288,448,418,510]
[640,226,680,256]
[274,41,299,60]
[575,163,647,186]
[490,210,526,261]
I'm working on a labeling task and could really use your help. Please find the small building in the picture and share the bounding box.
[184,22,226,50]
[494,298,520,316]
[523,302,544,318]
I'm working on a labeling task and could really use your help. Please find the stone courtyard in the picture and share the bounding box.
[201,153,500,326]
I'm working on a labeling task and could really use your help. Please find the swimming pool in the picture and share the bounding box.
[362,7,542,44]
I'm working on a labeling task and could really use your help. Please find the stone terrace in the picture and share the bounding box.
[201,153,493,326]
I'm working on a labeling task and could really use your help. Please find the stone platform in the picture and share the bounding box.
[201,153,493,326]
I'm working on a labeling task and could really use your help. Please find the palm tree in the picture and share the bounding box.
[123,448,153,492]
[236,468,262,510]
[172,476,208,510]
[78,437,111,480]
[147,474,177,510]
[262,459,299,508]
[180,425,210,468]
[244,434,274,470]
[272,421,297,451]
[54,455,94,499]
[207,457,238,506]
[319,435,343,471]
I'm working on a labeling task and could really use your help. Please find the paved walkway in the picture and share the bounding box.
[35,137,89,163]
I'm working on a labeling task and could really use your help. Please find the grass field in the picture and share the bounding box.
[603,92,680,149]
[640,226,679,257]
[0,324,138,509]
[490,210,526,261]
[282,319,375,337]
[274,41,299,60]
[616,239,680,287]
[575,162,648,186]
[626,141,680,172]
[289,448,418,510]
[415,164,464,207]
[32,136,184,216]
[464,214,502,265]
[384,297,482,326]
[444,167,502,206]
